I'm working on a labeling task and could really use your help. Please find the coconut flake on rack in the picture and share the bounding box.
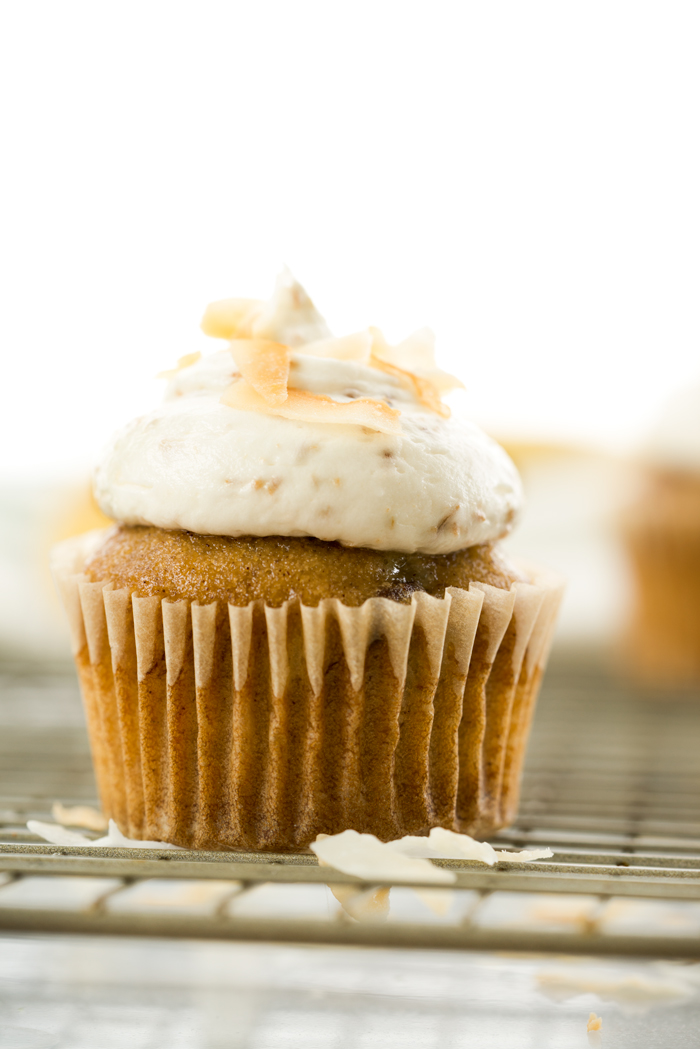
[587,1013,603,1035]
[27,820,100,848]
[329,884,392,923]
[311,830,456,885]
[388,827,553,865]
[28,819,184,850]
[310,828,552,881]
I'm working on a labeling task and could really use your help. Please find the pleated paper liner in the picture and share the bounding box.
[52,531,564,851]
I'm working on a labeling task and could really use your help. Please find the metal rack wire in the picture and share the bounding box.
[1,653,699,958]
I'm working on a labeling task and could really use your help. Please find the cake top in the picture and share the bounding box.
[93,272,523,554]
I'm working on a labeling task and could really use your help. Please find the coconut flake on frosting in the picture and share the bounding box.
[229,339,290,406]
[303,331,372,363]
[157,351,202,381]
[370,354,450,420]
[201,266,331,347]
[370,325,464,395]
[221,378,402,435]
[200,271,461,427]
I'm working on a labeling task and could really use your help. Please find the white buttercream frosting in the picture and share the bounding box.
[643,381,700,473]
[94,275,523,553]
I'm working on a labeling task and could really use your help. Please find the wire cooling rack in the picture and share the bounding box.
[1,653,699,958]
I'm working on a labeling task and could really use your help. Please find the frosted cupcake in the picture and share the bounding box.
[52,272,564,850]
[620,382,700,685]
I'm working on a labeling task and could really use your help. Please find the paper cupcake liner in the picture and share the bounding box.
[52,531,564,850]
[621,522,700,685]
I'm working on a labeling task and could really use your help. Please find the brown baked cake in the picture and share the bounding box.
[86,526,525,606]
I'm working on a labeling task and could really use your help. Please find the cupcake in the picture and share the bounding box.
[620,382,700,685]
[52,271,564,850]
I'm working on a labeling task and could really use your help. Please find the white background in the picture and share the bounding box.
[1,0,699,480]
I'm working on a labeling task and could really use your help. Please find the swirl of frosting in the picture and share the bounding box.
[94,273,523,553]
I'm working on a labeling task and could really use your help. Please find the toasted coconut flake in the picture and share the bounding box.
[371,326,439,372]
[301,331,372,362]
[229,339,290,406]
[493,845,554,863]
[28,818,184,850]
[394,327,439,372]
[156,351,202,380]
[389,827,553,865]
[27,819,96,847]
[422,367,465,395]
[370,326,464,398]
[368,326,392,359]
[371,355,451,419]
[252,268,332,346]
[200,297,263,340]
[52,802,108,832]
[413,888,454,916]
[330,883,391,923]
[311,830,455,885]
[221,379,402,435]
[94,818,184,850]
[177,351,202,370]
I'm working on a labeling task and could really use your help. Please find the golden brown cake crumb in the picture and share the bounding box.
[86,525,525,606]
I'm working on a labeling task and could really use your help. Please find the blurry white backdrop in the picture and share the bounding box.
[2,0,699,477]
[0,1,699,654]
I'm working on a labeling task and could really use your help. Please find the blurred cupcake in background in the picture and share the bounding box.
[620,381,700,686]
